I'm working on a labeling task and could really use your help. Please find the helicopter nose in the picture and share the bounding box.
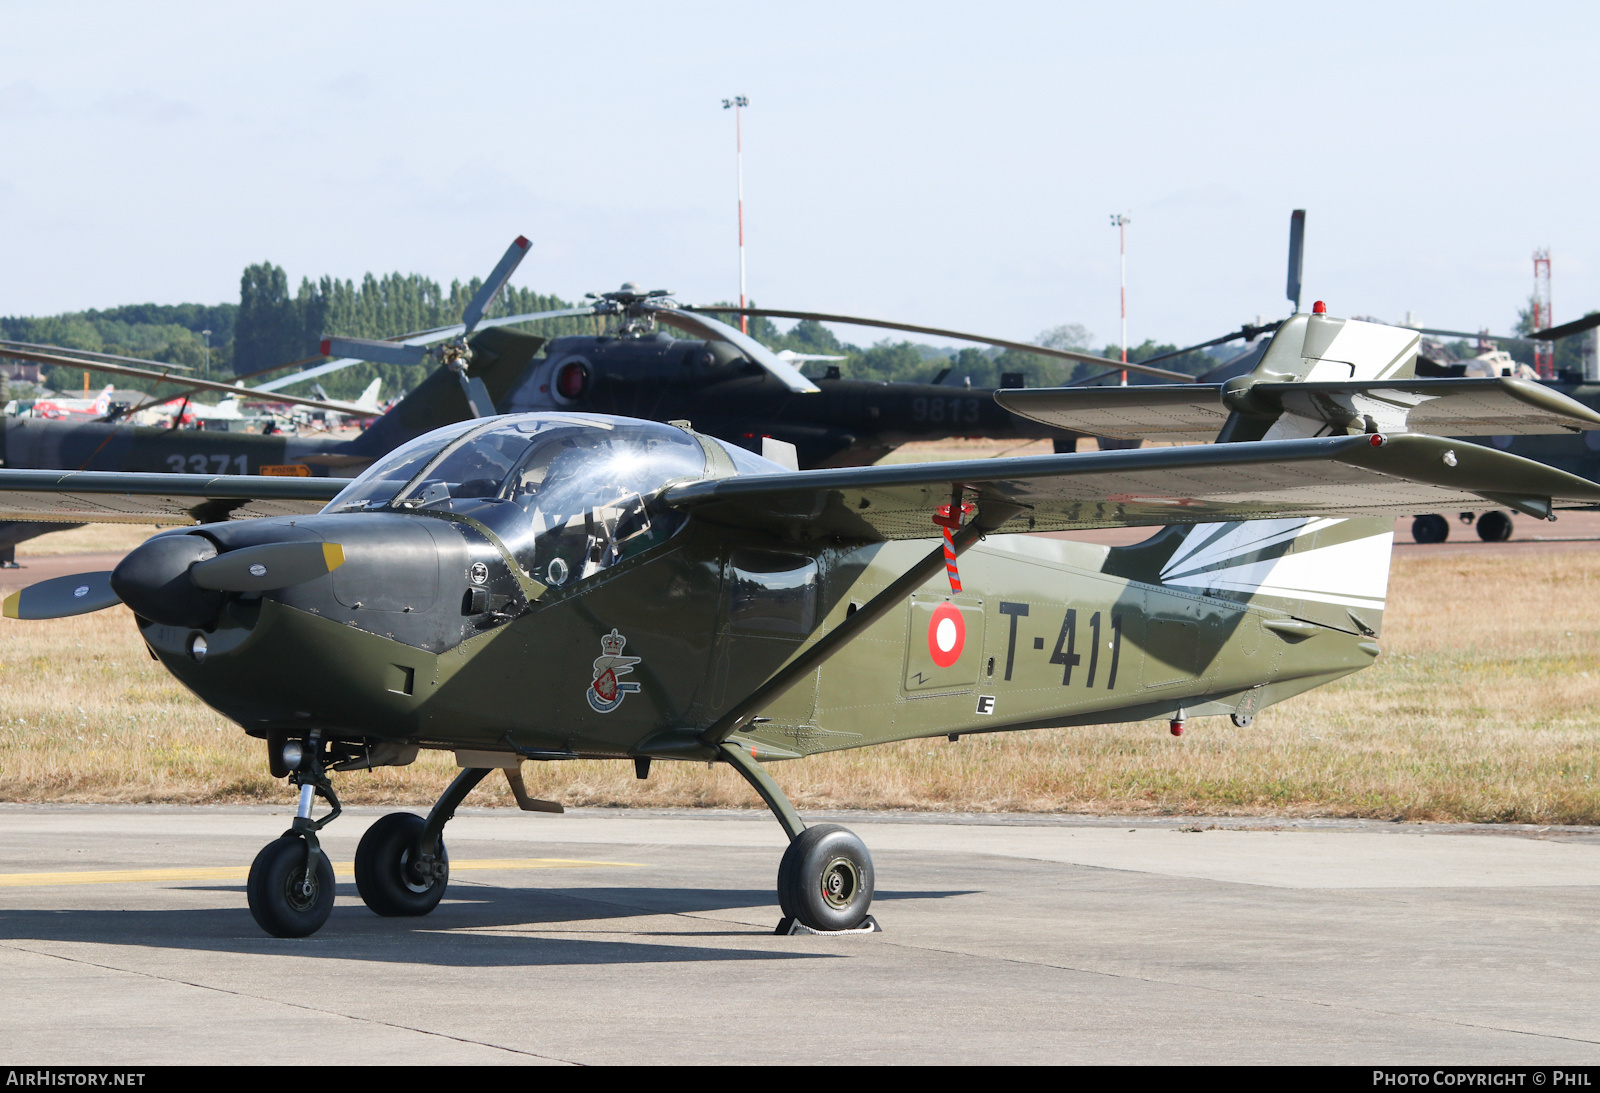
[111,534,225,628]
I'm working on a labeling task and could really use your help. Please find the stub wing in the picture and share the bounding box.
[998,377,1600,442]
[0,470,352,525]
[663,433,1600,540]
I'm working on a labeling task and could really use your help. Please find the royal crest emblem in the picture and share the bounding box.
[587,628,642,713]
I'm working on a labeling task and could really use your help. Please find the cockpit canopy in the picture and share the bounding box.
[324,414,708,589]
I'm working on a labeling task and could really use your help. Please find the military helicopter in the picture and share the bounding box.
[277,238,1222,469]
[5,306,1599,938]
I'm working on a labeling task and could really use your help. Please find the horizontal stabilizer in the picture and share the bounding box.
[998,376,1600,441]
[664,433,1600,541]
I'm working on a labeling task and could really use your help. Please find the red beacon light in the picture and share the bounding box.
[1312,300,1327,314]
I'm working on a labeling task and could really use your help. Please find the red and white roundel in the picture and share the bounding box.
[927,603,965,668]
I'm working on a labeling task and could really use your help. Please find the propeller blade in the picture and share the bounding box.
[2,572,119,619]
[318,336,430,367]
[1530,312,1600,343]
[686,306,1193,383]
[188,542,346,593]
[458,372,497,418]
[460,236,532,336]
[648,307,822,393]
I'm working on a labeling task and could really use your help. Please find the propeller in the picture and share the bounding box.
[682,306,1193,383]
[2,539,345,623]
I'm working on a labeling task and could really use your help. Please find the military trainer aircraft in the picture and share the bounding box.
[5,306,1599,938]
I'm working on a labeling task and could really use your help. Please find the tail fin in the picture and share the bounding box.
[352,378,382,415]
[1109,312,1411,635]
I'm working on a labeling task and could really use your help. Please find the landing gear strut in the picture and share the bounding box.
[718,742,877,933]
[247,748,342,938]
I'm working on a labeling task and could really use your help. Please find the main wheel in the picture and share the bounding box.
[1411,514,1450,544]
[1476,510,1514,542]
[354,812,448,917]
[247,835,335,938]
[777,824,875,932]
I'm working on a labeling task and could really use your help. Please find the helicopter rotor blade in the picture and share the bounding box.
[318,336,431,367]
[1132,321,1285,368]
[0,340,193,372]
[648,306,822,393]
[460,236,533,337]
[1529,312,1600,343]
[1286,209,1305,313]
[2,571,119,619]
[458,372,497,417]
[686,306,1193,383]
[188,541,346,593]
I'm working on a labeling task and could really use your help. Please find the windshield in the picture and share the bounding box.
[322,413,707,587]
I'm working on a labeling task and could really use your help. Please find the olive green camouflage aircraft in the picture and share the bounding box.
[5,308,1600,938]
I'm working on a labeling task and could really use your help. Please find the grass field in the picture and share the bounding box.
[0,544,1596,822]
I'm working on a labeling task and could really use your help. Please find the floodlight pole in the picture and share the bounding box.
[723,95,751,334]
[202,329,211,379]
[1109,214,1131,385]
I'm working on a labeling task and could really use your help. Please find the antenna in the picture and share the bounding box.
[1286,210,1306,313]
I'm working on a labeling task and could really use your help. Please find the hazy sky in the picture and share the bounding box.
[2,1,1596,350]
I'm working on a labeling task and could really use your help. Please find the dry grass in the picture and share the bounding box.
[16,524,166,555]
[0,549,1597,822]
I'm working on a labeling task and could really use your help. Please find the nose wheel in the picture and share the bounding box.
[247,835,335,938]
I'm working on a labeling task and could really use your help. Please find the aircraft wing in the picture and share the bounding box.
[997,377,1600,442]
[0,470,353,525]
[662,433,1600,540]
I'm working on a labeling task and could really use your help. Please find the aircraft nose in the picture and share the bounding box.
[111,534,225,628]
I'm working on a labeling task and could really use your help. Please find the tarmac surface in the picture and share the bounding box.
[2,804,1599,1065]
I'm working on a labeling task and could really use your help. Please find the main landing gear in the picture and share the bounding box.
[718,742,878,934]
[247,736,492,938]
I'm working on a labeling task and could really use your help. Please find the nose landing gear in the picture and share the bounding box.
[247,761,342,938]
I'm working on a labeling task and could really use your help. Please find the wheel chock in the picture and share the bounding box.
[775,914,882,936]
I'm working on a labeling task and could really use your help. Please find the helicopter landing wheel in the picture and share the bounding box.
[1411,514,1450,544]
[777,824,875,932]
[247,835,335,938]
[1476,510,1514,542]
[354,812,449,917]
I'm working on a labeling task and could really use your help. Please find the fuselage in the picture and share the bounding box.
[122,413,1377,764]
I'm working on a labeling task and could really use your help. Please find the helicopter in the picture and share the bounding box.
[270,237,1232,469]
[5,306,1599,938]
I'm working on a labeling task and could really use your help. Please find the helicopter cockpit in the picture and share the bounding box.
[323,414,709,589]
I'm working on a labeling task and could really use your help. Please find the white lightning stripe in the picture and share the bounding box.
[1162,531,1394,608]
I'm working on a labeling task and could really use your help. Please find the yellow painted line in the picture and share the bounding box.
[0,858,645,888]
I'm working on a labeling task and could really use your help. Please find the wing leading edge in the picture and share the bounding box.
[663,433,1600,540]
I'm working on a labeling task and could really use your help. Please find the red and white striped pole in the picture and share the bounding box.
[1110,213,1131,385]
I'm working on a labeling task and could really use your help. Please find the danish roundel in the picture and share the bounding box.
[927,602,965,668]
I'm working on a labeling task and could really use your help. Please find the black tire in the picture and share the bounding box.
[1412,514,1450,544]
[354,812,448,917]
[1476,510,1514,542]
[777,824,875,931]
[247,835,335,938]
